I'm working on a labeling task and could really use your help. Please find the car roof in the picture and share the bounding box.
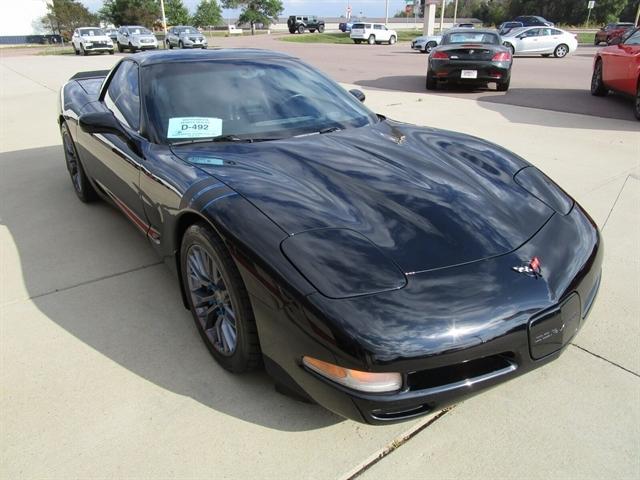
[130,48,295,67]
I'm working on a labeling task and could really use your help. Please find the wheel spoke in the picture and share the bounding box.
[186,244,238,356]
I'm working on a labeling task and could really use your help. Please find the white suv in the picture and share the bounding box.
[116,26,158,52]
[71,27,114,56]
[350,23,397,45]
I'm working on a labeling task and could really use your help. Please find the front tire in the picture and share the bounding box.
[81,45,88,56]
[318,24,325,33]
[368,35,375,45]
[60,122,97,203]
[554,43,569,58]
[590,59,608,96]
[181,223,261,373]
[424,41,437,53]
[179,40,184,49]
[389,35,396,45]
[117,42,124,53]
[297,25,305,34]
[634,82,640,121]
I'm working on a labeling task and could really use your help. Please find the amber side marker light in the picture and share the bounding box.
[302,356,402,393]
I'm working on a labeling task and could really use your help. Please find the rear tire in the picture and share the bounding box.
[179,40,184,49]
[590,59,608,96]
[496,78,510,92]
[60,122,98,203]
[181,223,261,373]
[426,72,437,90]
[368,35,375,45]
[318,24,325,33]
[554,43,569,58]
[504,42,515,55]
[594,37,600,46]
[117,42,124,53]
[389,35,396,45]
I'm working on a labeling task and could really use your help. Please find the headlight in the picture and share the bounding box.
[281,228,406,299]
[303,356,402,393]
[514,166,573,215]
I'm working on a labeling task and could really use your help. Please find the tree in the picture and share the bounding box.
[192,0,223,27]
[41,0,98,39]
[164,0,191,26]
[100,0,160,27]
[222,0,284,34]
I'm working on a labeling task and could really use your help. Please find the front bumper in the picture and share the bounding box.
[83,44,114,52]
[255,202,602,424]
[181,38,207,48]
[429,59,512,83]
[411,42,425,50]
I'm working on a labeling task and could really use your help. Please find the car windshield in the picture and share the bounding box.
[442,32,500,45]
[178,27,196,34]
[79,28,104,36]
[130,27,152,35]
[144,59,379,145]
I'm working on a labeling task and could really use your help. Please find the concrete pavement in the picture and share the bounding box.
[1,52,639,479]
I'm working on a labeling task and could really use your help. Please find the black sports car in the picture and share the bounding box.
[427,29,513,91]
[58,49,602,424]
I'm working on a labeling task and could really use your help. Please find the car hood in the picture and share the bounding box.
[172,120,553,273]
[81,35,111,42]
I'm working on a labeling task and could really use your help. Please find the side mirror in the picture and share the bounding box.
[79,111,125,136]
[609,36,622,45]
[349,89,366,103]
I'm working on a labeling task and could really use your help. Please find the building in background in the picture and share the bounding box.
[0,0,60,44]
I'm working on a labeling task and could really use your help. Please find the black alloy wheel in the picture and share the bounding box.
[181,223,261,373]
[60,122,97,202]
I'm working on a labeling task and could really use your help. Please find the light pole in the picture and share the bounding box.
[385,0,389,25]
[440,0,445,32]
[453,0,458,25]
[159,0,167,35]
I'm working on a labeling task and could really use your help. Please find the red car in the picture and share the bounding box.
[591,28,640,120]
[594,22,635,45]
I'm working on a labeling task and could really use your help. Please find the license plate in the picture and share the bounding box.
[461,70,477,79]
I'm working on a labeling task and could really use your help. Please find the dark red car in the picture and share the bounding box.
[591,28,640,120]
[594,22,635,45]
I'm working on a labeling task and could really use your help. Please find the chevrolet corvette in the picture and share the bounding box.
[58,49,602,424]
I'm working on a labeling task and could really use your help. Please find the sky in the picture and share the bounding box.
[79,0,416,19]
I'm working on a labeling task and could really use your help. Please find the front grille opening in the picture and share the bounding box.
[408,353,516,391]
[371,403,431,421]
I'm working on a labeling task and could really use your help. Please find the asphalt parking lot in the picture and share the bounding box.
[1,37,639,479]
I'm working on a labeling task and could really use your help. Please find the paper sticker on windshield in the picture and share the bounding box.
[167,117,222,139]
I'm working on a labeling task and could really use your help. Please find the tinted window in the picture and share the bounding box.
[143,59,378,144]
[374,24,382,30]
[551,29,562,35]
[443,32,500,45]
[522,28,541,37]
[107,61,140,130]
[624,30,640,45]
[352,23,365,29]
[78,28,104,36]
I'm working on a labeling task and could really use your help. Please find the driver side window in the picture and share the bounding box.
[105,61,140,131]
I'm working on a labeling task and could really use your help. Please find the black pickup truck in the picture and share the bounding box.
[287,15,325,34]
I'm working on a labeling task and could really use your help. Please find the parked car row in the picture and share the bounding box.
[72,25,213,55]
[412,24,577,58]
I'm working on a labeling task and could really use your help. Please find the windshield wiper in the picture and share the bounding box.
[171,135,255,146]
